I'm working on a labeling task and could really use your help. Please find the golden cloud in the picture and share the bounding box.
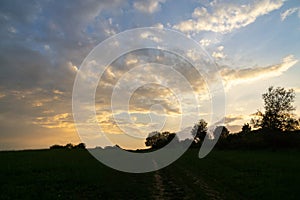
[221,55,298,87]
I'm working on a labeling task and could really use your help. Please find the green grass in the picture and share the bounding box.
[0,149,299,199]
[173,149,300,199]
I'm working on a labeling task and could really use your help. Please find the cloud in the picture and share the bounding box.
[0,86,75,149]
[153,23,164,29]
[0,0,297,150]
[0,45,52,89]
[224,114,245,124]
[212,51,226,59]
[294,87,300,93]
[212,45,226,59]
[133,0,166,14]
[222,114,253,133]
[7,26,17,33]
[0,0,126,74]
[33,113,74,129]
[0,109,80,150]
[128,84,181,115]
[221,55,298,87]
[140,31,162,42]
[217,46,224,51]
[173,0,284,34]
[125,58,139,66]
[0,0,127,148]
[93,49,210,136]
[199,39,212,47]
[67,61,79,72]
[280,7,300,21]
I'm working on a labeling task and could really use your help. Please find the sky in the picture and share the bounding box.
[0,0,300,150]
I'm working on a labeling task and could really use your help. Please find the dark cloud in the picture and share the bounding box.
[0,0,126,96]
[0,45,52,89]
[0,0,40,22]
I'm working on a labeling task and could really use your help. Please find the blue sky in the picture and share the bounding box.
[0,0,299,150]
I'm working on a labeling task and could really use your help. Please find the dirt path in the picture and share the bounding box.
[152,170,188,200]
[151,160,187,199]
[152,171,165,199]
[151,160,226,200]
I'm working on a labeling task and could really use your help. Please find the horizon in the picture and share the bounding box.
[1,0,300,151]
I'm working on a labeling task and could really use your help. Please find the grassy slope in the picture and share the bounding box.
[0,149,299,199]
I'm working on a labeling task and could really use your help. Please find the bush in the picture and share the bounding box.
[50,143,86,150]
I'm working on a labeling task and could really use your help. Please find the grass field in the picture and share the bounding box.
[0,149,299,199]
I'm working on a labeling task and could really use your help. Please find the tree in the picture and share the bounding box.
[214,126,229,139]
[65,143,74,149]
[145,131,178,149]
[145,131,160,147]
[74,143,86,149]
[50,144,64,149]
[50,143,87,150]
[191,119,207,143]
[241,123,251,134]
[252,86,299,131]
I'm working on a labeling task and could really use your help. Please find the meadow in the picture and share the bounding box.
[0,149,299,199]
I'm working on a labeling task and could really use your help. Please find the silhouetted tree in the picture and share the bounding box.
[74,143,86,149]
[214,126,229,139]
[145,131,160,147]
[65,143,74,149]
[191,119,207,143]
[50,144,64,149]
[50,143,87,150]
[145,131,178,149]
[284,118,300,131]
[252,86,299,131]
[241,123,251,134]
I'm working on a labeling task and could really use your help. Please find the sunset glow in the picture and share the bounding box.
[0,0,299,150]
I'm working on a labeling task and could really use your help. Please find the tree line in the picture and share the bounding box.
[145,86,300,150]
[50,143,86,150]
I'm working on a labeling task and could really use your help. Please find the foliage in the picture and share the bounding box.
[50,143,86,150]
[214,126,229,140]
[252,86,299,131]
[49,144,65,149]
[241,123,251,134]
[65,143,74,149]
[191,119,207,143]
[145,131,179,149]
[214,125,300,150]
[74,143,86,149]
